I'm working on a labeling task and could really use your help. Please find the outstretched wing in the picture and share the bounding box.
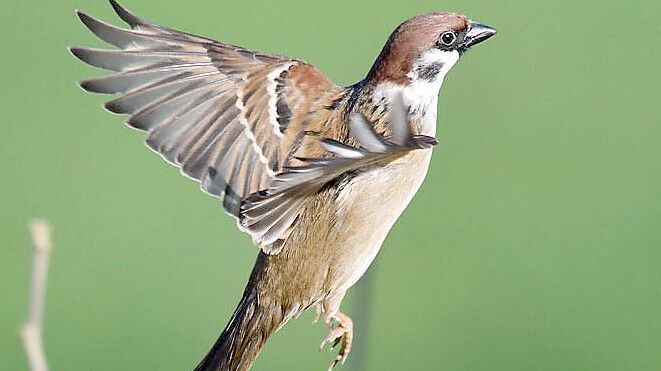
[241,93,438,253]
[71,0,335,217]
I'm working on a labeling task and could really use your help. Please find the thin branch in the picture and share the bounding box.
[19,219,53,371]
[349,258,377,371]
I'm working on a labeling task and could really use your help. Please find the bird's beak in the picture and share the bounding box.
[461,22,497,50]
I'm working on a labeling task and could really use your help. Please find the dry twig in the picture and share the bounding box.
[19,220,53,371]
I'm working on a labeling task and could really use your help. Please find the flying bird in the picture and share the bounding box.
[70,1,496,370]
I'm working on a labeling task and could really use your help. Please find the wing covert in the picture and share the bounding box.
[71,1,318,216]
[240,92,438,253]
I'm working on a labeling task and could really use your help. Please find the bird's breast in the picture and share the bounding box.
[328,148,433,290]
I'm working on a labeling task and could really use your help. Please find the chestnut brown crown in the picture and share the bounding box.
[366,13,495,84]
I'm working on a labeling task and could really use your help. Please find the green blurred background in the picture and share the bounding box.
[1,1,660,370]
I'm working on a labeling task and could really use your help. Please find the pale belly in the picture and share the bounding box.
[328,148,433,291]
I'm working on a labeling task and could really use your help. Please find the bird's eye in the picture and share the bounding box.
[440,31,456,46]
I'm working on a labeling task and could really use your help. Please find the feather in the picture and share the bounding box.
[72,1,340,253]
[239,91,438,246]
[387,91,410,146]
[347,113,390,153]
[76,10,167,50]
[109,0,150,28]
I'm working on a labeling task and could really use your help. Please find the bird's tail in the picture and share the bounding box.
[194,255,282,371]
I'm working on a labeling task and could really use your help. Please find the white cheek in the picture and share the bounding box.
[372,50,459,136]
[401,49,459,135]
[410,49,460,86]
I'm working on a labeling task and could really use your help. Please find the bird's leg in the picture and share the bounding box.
[320,311,353,370]
[313,304,323,323]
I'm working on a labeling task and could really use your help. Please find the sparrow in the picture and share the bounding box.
[70,1,496,370]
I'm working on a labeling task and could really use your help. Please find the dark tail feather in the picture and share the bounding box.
[194,254,283,371]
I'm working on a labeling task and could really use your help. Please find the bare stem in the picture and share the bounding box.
[19,219,52,371]
[349,259,377,371]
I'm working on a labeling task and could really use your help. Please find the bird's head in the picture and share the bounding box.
[366,13,496,86]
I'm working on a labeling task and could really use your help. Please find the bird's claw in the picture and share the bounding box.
[313,305,322,323]
[319,312,353,370]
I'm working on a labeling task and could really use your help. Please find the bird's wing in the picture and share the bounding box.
[71,1,339,220]
[241,93,438,253]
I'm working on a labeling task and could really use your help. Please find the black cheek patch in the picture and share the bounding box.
[415,62,444,82]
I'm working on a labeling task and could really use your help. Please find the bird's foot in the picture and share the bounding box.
[313,304,322,323]
[319,311,353,370]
